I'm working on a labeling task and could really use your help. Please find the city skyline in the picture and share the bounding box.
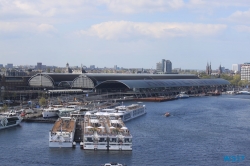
[1,1,250,70]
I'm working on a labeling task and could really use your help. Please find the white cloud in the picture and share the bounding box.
[37,24,56,32]
[0,22,56,34]
[79,21,227,40]
[234,25,250,33]
[188,0,250,8]
[226,9,250,24]
[187,0,250,14]
[101,0,185,13]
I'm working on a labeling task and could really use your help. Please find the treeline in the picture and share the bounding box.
[199,74,249,87]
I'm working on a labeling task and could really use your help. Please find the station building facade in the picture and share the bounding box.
[28,73,230,97]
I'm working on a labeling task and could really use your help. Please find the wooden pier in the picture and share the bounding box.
[74,118,84,143]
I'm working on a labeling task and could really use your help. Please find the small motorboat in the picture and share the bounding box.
[165,112,170,117]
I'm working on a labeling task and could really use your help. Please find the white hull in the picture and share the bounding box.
[0,122,21,130]
[121,107,146,122]
[42,111,58,118]
[84,143,132,150]
[49,117,76,148]
[49,141,74,148]
[0,116,22,130]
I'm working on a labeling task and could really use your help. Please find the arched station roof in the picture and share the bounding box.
[95,79,230,89]
[72,73,199,88]
[29,73,81,87]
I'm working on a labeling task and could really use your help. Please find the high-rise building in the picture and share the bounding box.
[90,65,95,69]
[232,64,240,73]
[37,62,42,70]
[241,63,250,81]
[161,59,172,73]
[5,63,13,69]
[156,62,162,71]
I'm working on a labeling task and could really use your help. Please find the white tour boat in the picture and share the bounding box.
[0,115,23,130]
[93,103,146,122]
[57,105,78,117]
[82,114,132,151]
[49,117,76,147]
[176,92,189,99]
[42,105,63,118]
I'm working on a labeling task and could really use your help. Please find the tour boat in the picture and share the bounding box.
[176,92,189,99]
[0,115,23,130]
[82,114,132,151]
[93,103,146,122]
[49,117,76,147]
[42,105,63,118]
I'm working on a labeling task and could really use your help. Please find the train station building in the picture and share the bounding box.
[28,73,230,97]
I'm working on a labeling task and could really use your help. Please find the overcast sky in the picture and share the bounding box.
[1,0,250,70]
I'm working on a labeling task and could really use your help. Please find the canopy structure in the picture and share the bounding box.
[95,79,230,89]
[71,73,199,89]
[28,73,81,88]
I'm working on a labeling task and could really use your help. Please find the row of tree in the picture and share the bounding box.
[199,73,249,87]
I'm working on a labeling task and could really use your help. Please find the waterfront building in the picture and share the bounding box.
[241,63,250,81]
[0,75,31,90]
[29,73,199,90]
[232,64,241,73]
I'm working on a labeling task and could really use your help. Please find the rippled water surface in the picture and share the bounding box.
[1,95,250,166]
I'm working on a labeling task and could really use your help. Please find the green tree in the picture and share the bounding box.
[39,97,47,106]
[55,68,61,73]
[229,74,241,86]
[46,68,51,73]
[1,104,8,112]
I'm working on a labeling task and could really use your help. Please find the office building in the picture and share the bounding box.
[5,64,13,69]
[162,59,172,73]
[232,64,240,73]
[241,63,250,81]
[36,62,42,70]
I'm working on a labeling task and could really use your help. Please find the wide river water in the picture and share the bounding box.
[1,95,250,166]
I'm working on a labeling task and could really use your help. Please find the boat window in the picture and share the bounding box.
[87,137,93,142]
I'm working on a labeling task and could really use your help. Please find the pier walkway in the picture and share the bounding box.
[74,118,84,143]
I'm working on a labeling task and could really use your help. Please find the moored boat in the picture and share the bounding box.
[92,103,146,122]
[176,92,189,99]
[49,117,76,147]
[83,114,132,151]
[42,105,63,118]
[0,115,23,130]
[57,105,78,117]
[165,112,170,117]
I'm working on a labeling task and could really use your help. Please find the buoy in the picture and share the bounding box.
[165,112,170,117]
[80,142,84,149]
[72,142,76,148]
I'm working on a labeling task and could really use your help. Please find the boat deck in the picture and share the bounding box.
[51,118,76,133]
[84,115,131,137]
